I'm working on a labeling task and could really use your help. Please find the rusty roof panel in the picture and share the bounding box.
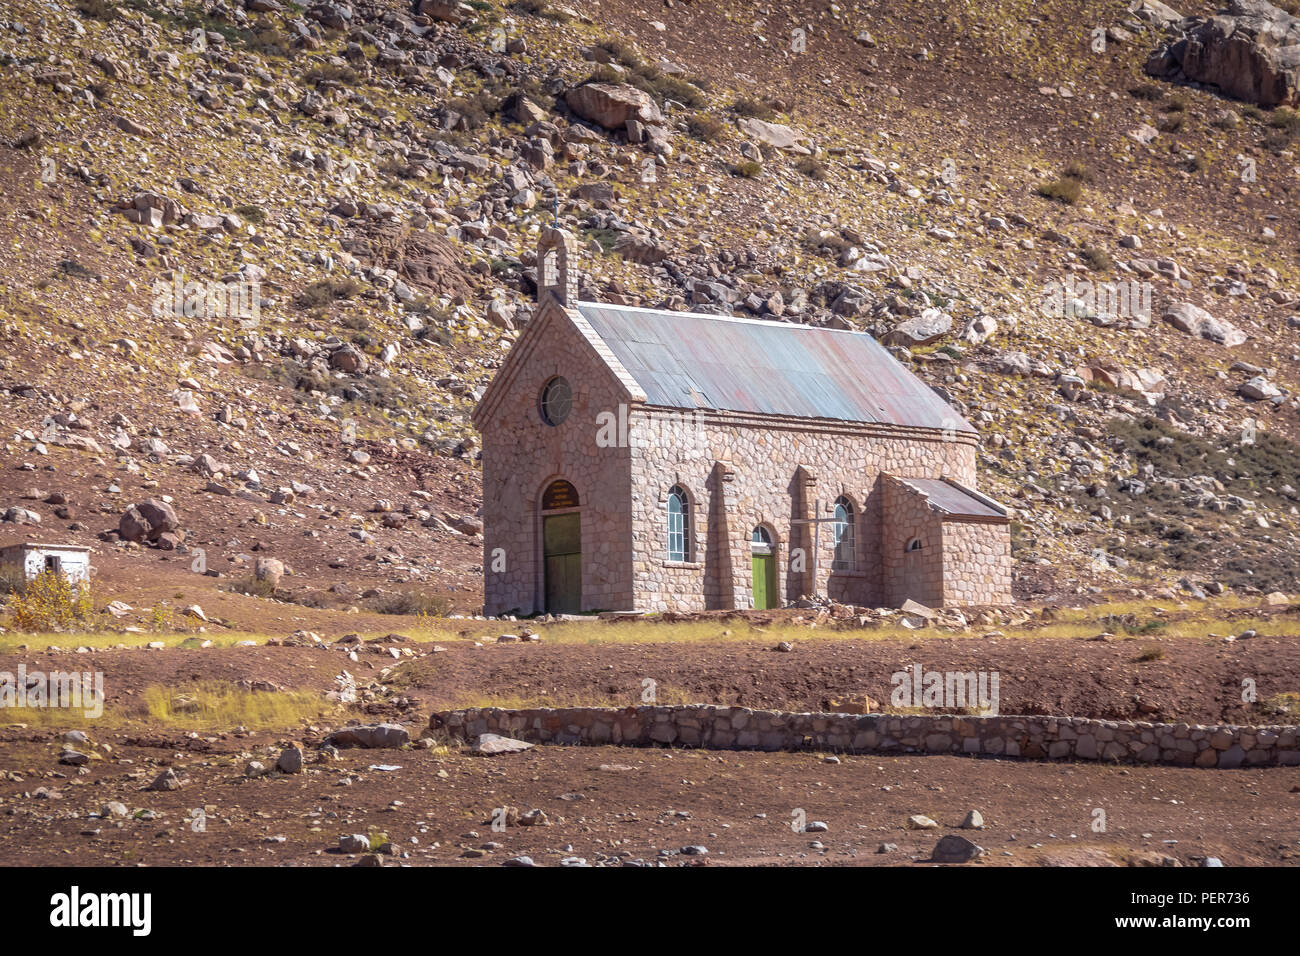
[576,303,975,431]
[897,477,1006,518]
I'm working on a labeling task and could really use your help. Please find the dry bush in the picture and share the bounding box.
[6,570,96,632]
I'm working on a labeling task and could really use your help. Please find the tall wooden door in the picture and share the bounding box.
[752,553,775,609]
[751,526,777,610]
[543,512,581,614]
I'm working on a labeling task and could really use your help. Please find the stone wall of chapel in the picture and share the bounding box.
[480,306,635,616]
[629,409,981,612]
[941,520,1014,606]
[881,475,947,607]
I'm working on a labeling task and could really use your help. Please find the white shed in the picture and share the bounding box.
[0,543,93,584]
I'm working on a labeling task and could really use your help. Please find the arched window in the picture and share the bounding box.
[906,537,923,553]
[666,486,689,561]
[832,496,855,571]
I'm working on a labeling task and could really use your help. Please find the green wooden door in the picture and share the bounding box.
[752,553,775,609]
[543,513,581,614]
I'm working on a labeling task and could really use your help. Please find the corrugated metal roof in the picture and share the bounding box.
[897,478,1006,519]
[576,303,974,431]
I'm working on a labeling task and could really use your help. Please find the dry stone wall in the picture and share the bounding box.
[431,705,1300,769]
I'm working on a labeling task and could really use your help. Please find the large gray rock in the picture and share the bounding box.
[931,834,986,863]
[1146,1,1300,106]
[735,117,808,151]
[565,83,663,130]
[323,724,410,749]
[119,498,178,543]
[1239,375,1282,400]
[1162,301,1247,346]
[882,308,953,347]
[416,0,461,23]
[1132,0,1188,31]
[329,346,368,373]
[254,557,285,588]
[471,733,535,756]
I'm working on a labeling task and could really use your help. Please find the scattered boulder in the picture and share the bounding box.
[339,833,370,853]
[1239,376,1282,400]
[276,746,304,774]
[145,768,185,792]
[322,724,410,749]
[565,82,664,130]
[254,557,285,589]
[471,733,535,756]
[118,499,179,544]
[883,309,953,347]
[1162,302,1247,347]
[415,0,461,23]
[931,834,987,863]
[736,116,810,152]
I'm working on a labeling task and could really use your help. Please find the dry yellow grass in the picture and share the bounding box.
[141,682,335,731]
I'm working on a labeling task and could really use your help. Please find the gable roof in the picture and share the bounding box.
[575,303,975,432]
[895,477,1008,520]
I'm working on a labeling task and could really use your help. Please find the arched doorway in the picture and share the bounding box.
[541,479,581,614]
[751,525,778,610]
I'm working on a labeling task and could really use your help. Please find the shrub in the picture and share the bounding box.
[731,97,777,121]
[796,156,828,180]
[296,277,361,309]
[233,204,265,224]
[686,113,726,142]
[1269,106,1300,132]
[148,603,174,632]
[75,0,119,20]
[509,0,571,22]
[1081,245,1112,272]
[1137,646,1165,662]
[0,566,28,597]
[305,63,360,86]
[232,574,277,598]
[1036,176,1081,204]
[6,570,96,632]
[594,37,642,69]
[448,90,502,128]
[369,590,450,616]
[1062,160,1092,182]
[1128,83,1164,101]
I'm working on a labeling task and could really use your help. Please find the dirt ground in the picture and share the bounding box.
[1,628,1298,867]
[4,629,1297,725]
[1,734,1297,867]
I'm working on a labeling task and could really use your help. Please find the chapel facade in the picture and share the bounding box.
[473,229,1013,615]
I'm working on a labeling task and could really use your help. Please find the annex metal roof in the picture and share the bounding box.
[896,477,1007,519]
[575,303,974,432]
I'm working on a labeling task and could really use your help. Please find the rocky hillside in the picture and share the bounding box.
[2,0,1300,621]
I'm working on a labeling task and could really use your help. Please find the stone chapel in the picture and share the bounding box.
[473,228,1013,615]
